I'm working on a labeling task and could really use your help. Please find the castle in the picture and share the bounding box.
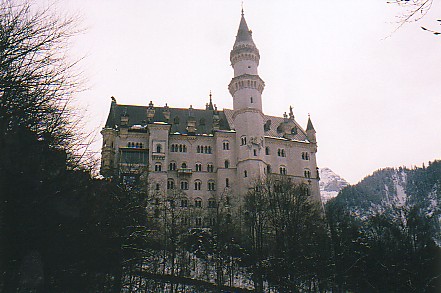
[100,11,321,221]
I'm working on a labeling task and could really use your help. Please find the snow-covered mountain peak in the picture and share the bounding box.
[319,167,349,203]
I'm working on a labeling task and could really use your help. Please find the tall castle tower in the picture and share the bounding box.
[101,10,322,216]
[229,11,266,191]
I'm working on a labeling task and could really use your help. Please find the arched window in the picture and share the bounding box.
[207,164,214,172]
[244,170,248,178]
[169,161,176,171]
[194,180,202,190]
[225,178,230,188]
[224,160,230,168]
[180,180,188,190]
[279,166,287,175]
[253,149,257,156]
[302,152,309,160]
[167,179,174,190]
[156,144,162,153]
[208,198,217,208]
[180,198,188,208]
[181,162,187,169]
[154,163,162,172]
[304,169,311,178]
[208,180,216,191]
[194,198,202,208]
[241,136,247,146]
[265,147,270,155]
[197,145,201,153]
[278,148,286,157]
[223,141,230,150]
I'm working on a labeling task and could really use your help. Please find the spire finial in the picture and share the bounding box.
[241,1,244,16]
[207,90,214,110]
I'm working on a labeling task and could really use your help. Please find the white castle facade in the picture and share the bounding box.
[100,12,321,223]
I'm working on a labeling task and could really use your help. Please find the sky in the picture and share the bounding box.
[45,0,441,184]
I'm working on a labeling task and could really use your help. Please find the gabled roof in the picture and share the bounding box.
[223,109,309,142]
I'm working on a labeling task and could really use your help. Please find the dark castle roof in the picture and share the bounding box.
[105,102,231,135]
[104,100,311,143]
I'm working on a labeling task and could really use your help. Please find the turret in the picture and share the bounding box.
[306,115,316,144]
[230,10,267,190]
[228,10,265,112]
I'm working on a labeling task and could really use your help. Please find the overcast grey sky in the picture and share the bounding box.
[52,0,441,183]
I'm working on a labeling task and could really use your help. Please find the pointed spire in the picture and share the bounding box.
[234,10,254,46]
[306,114,315,131]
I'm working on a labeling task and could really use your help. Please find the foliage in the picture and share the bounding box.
[243,177,330,292]
[326,161,441,292]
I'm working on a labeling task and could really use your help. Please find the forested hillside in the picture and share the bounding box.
[326,160,441,292]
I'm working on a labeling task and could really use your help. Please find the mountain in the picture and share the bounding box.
[327,160,441,244]
[324,161,441,292]
[319,167,349,203]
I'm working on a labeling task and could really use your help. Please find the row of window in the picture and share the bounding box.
[127,142,143,148]
[242,167,312,178]
[128,141,310,161]
[156,162,311,178]
[167,179,219,191]
[181,198,217,208]
[153,215,230,227]
[156,197,230,209]
[196,145,212,154]
[232,79,260,91]
[168,162,222,172]
[170,144,187,153]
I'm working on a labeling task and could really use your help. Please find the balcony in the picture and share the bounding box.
[177,168,193,176]
[152,152,165,160]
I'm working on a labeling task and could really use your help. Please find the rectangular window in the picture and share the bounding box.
[120,150,148,164]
